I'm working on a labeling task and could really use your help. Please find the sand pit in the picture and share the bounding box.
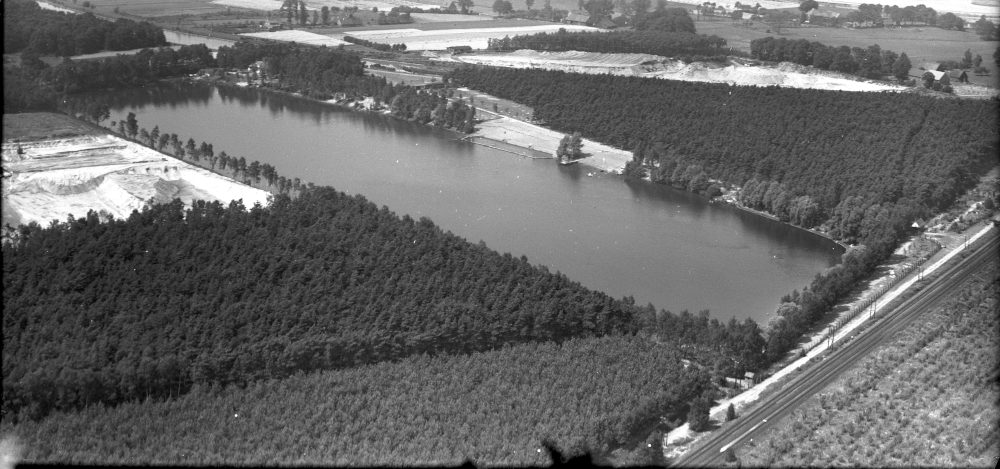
[336,25,598,50]
[454,50,907,93]
[241,30,350,47]
[2,134,270,227]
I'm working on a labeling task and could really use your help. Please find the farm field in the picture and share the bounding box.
[81,0,236,17]
[410,12,496,22]
[211,0,427,12]
[331,24,597,49]
[240,29,350,46]
[733,259,999,467]
[695,19,1000,87]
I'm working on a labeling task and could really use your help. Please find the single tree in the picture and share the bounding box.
[974,15,997,40]
[149,126,160,147]
[157,133,170,152]
[892,52,911,81]
[726,403,737,421]
[321,6,330,24]
[139,128,150,146]
[458,0,474,13]
[798,0,818,13]
[688,395,711,432]
[526,0,534,9]
[723,447,738,463]
[922,70,935,88]
[125,112,138,140]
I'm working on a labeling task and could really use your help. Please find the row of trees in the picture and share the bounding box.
[341,36,407,52]
[4,0,166,56]
[750,37,911,81]
[487,29,730,58]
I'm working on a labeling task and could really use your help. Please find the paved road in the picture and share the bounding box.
[672,228,999,467]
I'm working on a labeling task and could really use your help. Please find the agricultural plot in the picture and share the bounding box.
[333,24,597,50]
[86,0,234,17]
[241,30,350,46]
[211,0,427,13]
[410,12,497,23]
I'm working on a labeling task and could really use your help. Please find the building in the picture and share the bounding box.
[923,69,951,86]
[563,11,590,25]
[590,15,616,29]
[948,69,969,83]
[446,45,472,54]
[806,9,840,24]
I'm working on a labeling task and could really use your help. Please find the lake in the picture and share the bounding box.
[87,82,843,324]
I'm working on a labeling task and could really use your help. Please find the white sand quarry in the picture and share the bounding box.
[2,135,270,227]
[336,25,598,50]
[241,30,350,46]
[447,50,906,92]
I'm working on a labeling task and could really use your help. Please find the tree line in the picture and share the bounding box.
[750,37,912,81]
[4,0,166,56]
[487,29,731,60]
[341,36,408,52]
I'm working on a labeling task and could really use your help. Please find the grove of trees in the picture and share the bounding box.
[5,0,166,56]
[487,29,730,59]
[750,37,911,81]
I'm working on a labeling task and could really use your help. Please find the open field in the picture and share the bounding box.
[1,114,269,228]
[241,29,350,46]
[410,12,496,23]
[445,50,907,92]
[211,0,427,12]
[695,19,1000,87]
[81,0,237,17]
[331,24,597,49]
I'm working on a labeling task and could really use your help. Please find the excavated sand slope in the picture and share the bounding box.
[449,50,906,93]
[2,135,271,227]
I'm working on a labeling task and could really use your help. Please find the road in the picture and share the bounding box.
[672,227,999,467]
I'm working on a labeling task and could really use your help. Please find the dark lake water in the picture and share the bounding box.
[88,82,843,324]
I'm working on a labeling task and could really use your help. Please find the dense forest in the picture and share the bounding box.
[4,44,215,112]
[0,335,712,465]
[4,0,166,56]
[448,65,998,360]
[750,37,912,81]
[3,183,769,427]
[487,29,730,60]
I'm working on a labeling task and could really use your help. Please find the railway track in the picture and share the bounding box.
[673,228,999,467]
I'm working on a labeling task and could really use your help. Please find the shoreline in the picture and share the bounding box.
[718,192,851,250]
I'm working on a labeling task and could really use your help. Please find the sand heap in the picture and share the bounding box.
[2,135,271,227]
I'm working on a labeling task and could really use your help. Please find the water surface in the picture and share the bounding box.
[90,82,843,323]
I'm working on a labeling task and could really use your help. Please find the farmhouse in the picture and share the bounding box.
[806,9,840,24]
[590,15,616,29]
[563,11,590,25]
[924,69,951,86]
[947,69,969,83]
[446,45,473,54]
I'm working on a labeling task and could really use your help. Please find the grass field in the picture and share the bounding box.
[82,0,238,17]
[733,259,1000,467]
[695,19,1000,87]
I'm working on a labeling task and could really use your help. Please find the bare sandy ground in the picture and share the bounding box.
[241,30,350,46]
[469,109,632,173]
[2,135,270,227]
[448,50,906,92]
[334,25,598,50]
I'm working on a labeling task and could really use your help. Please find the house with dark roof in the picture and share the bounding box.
[947,69,969,83]
[590,15,616,29]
